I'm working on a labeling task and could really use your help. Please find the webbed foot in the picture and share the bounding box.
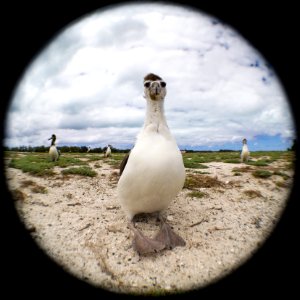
[155,220,185,250]
[129,223,165,255]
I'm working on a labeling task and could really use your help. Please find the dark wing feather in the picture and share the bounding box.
[119,152,130,176]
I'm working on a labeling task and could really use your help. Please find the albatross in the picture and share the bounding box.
[104,144,112,158]
[241,138,250,163]
[117,73,186,255]
[48,134,59,162]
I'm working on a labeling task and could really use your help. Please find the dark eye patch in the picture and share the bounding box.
[160,81,166,87]
[144,81,151,88]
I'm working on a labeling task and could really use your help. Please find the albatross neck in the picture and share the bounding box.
[144,98,168,129]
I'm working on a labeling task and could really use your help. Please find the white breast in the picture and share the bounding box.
[241,145,250,161]
[49,146,59,161]
[117,130,185,220]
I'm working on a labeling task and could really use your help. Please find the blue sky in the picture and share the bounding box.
[4,2,296,151]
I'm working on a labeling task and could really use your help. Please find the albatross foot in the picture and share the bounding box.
[155,222,186,250]
[129,223,165,255]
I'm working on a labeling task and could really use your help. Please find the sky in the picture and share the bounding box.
[4,2,296,151]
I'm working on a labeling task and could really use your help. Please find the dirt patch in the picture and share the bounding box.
[5,158,294,295]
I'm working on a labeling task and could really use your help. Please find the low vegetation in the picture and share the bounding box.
[247,160,270,166]
[5,150,295,183]
[184,173,224,189]
[273,171,290,180]
[61,166,97,177]
[9,156,55,176]
[187,191,207,198]
[10,188,26,201]
[7,152,87,176]
[232,166,253,173]
[243,189,263,198]
[252,170,273,178]
[20,180,47,193]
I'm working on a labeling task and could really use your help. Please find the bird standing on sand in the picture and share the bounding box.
[117,73,186,255]
[48,134,59,162]
[104,145,112,158]
[241,138,250,162]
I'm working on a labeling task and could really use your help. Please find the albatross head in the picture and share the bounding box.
[48,134,56,141]
[48,134,56,145]
[143,73,167,101]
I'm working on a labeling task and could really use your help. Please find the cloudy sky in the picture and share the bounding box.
[4,2,296,151]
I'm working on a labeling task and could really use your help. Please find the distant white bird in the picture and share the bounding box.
[87,146,91,153]
[117,73,186,255]
[241,138,250,162]
[104,145,112,158]
[48,134,59,162]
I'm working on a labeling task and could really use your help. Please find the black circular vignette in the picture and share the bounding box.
[1,1,298,298]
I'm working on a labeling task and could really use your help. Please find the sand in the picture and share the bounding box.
[5,154,293,295]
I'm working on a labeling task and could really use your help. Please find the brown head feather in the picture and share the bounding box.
[144,73,162,81]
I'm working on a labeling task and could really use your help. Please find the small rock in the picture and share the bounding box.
[167,215,174,221]
[27,225,36,233]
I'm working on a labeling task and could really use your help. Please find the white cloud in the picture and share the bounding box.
[4,2,295,150]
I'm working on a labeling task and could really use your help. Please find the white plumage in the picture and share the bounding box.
[104,145,111,158]
[117,106,185,219]
[241,138,250,162]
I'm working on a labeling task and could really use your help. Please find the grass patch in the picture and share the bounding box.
[106,155,125,167]
[183,161,209,169]
[243,189,263,198]
[7,152,87,176]
[31,185,47,194]
[250,151,281,161]
[20,180,36,188]
[86,155,103,161]
[55,156,87,168]
[184,174,224,189]
[183,151,241,165]
[191,170,211,175]
[233,172,242,176]
[61,166,97,177]
[247,160,270,167]
[273,171,290,180]
[187,191,207,198]
[252,170,272,178]
[232,166,252,173]
[107,160,121,166]
[275,181,291,188]
[224,159,240,164]
[20,180,47,194]
[11,189,26,201]
[110,154,127,161]
[9,157,55,176]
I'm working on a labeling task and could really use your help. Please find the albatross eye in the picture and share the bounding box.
[160,81,166,87]
[144,81,151,88]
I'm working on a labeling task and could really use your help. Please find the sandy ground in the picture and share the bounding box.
[5,154,294,295]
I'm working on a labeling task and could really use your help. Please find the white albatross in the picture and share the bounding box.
[117,73,186,255]
[104,145,112,157]
[48,134,59,162]
[241,138,250,163]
